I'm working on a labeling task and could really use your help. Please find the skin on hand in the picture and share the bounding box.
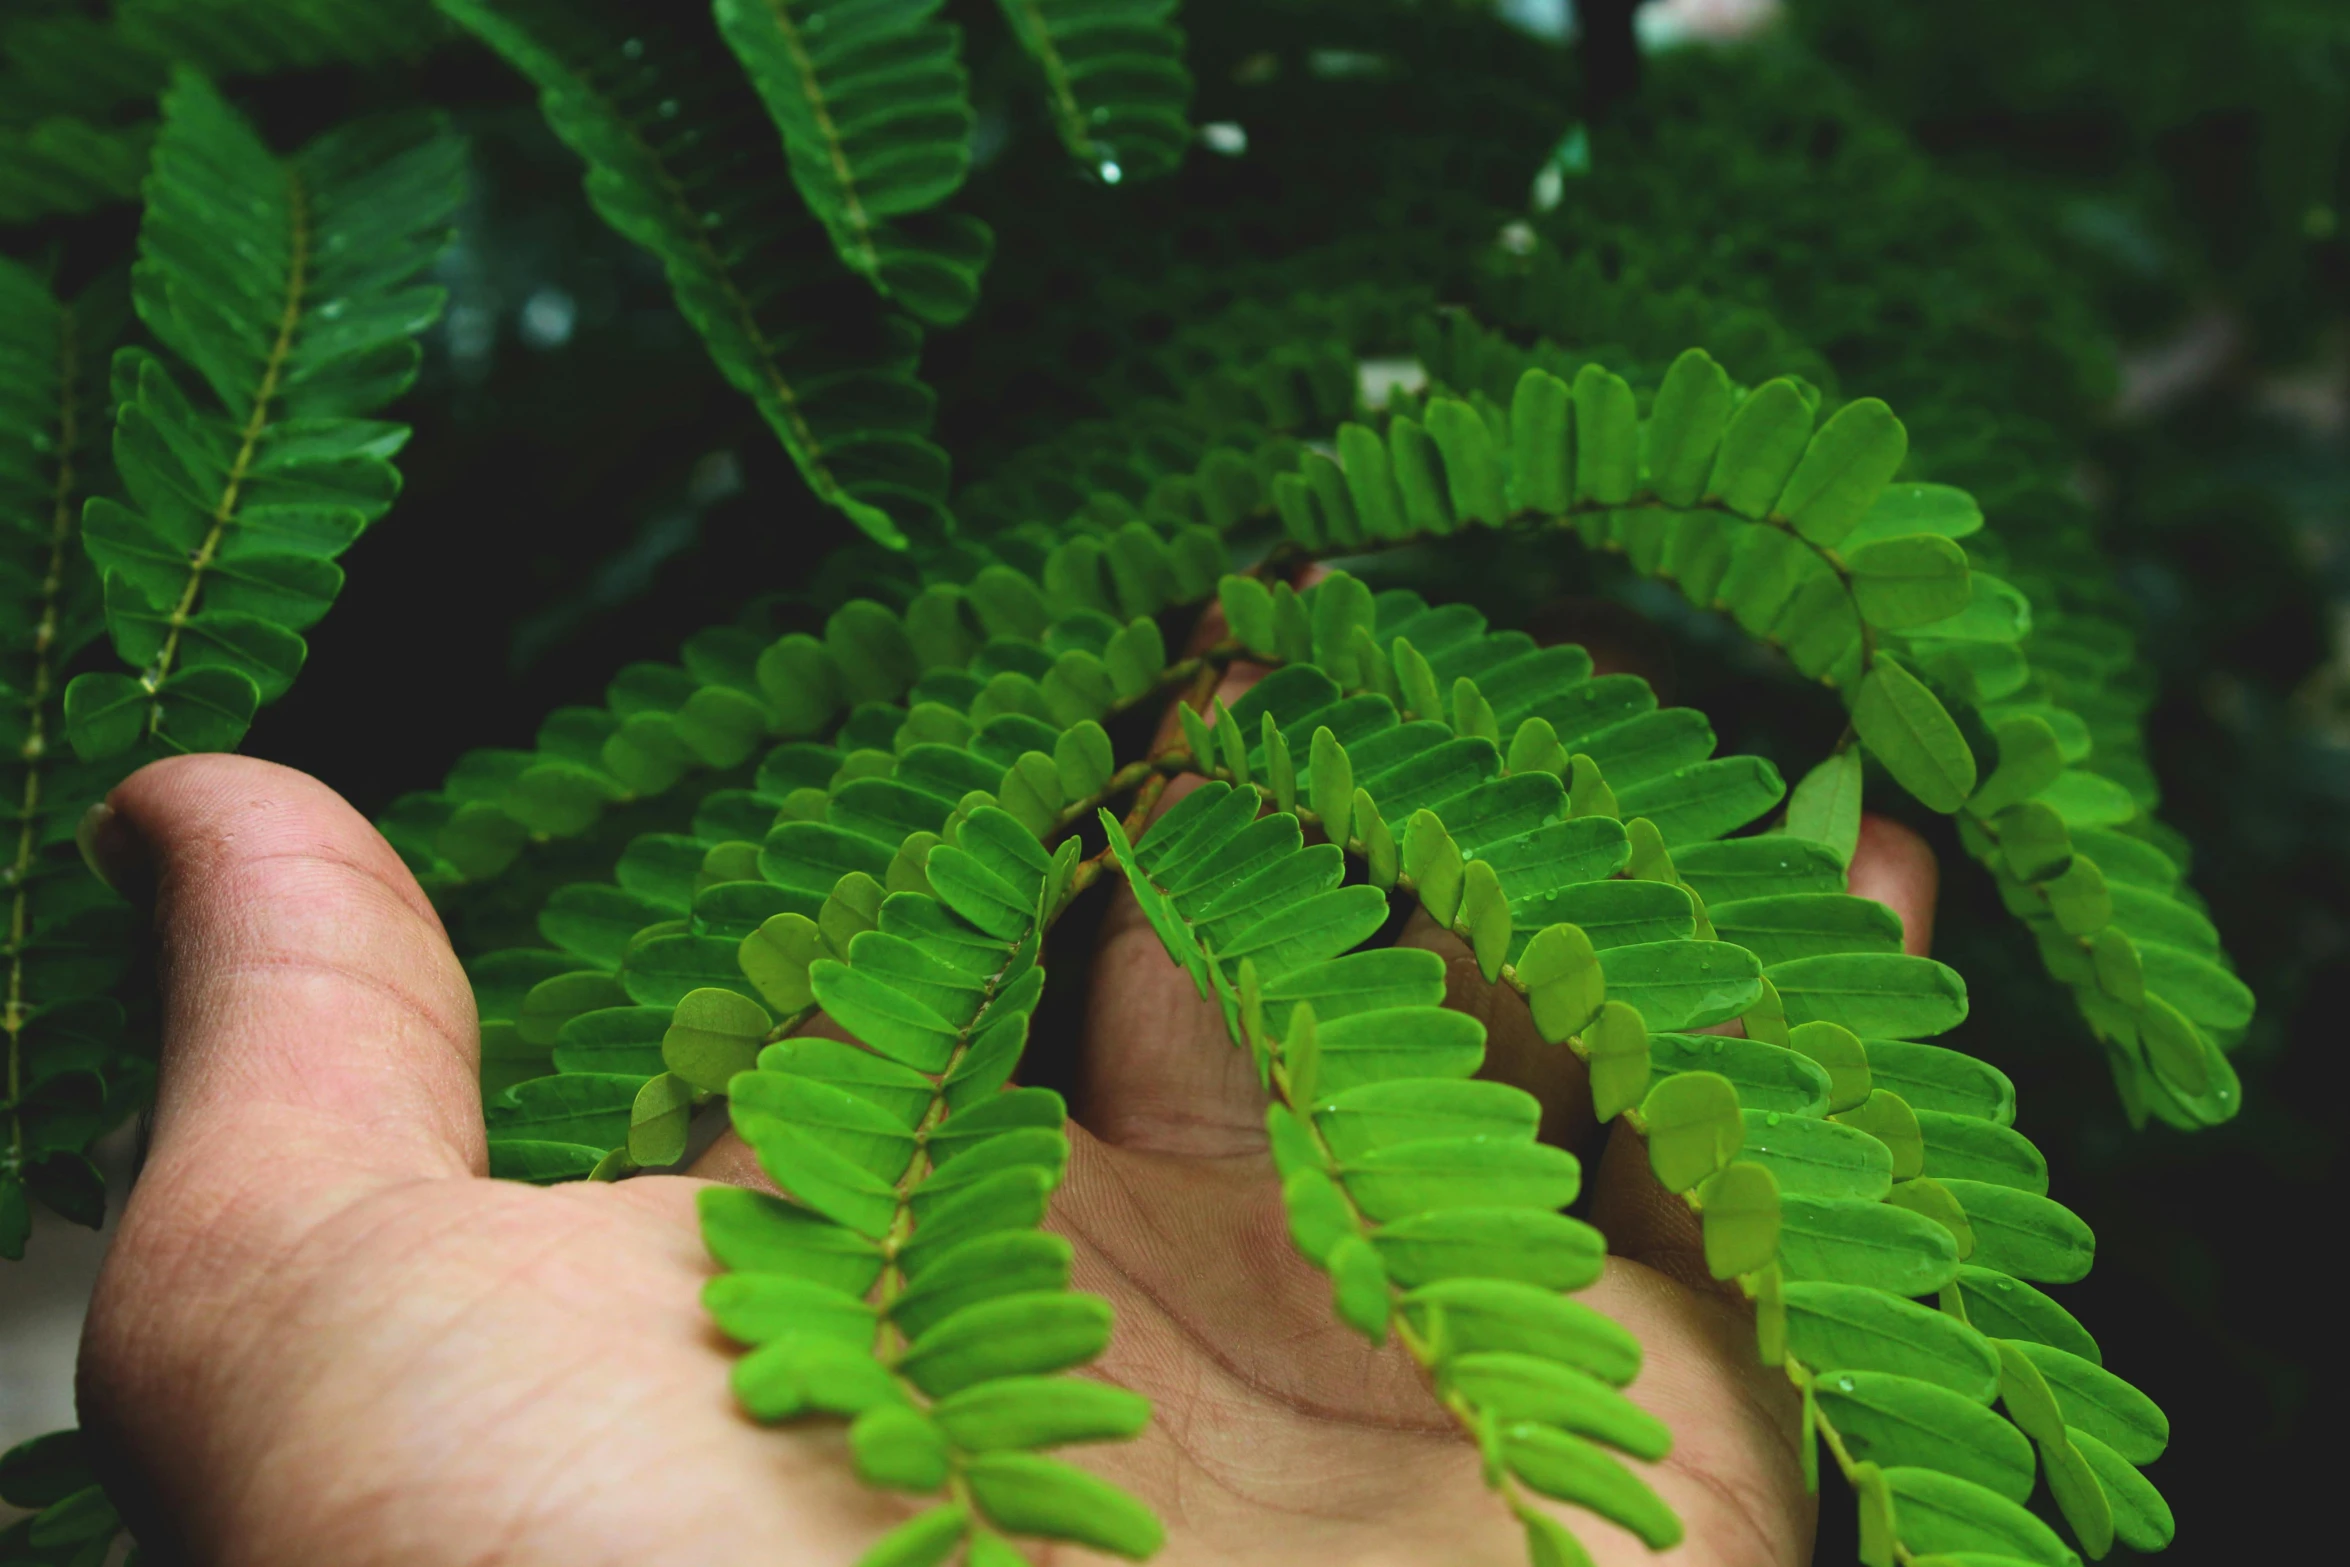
[75,666,1939,1567]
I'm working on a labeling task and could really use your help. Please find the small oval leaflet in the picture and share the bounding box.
[1783,1281,2000,1404]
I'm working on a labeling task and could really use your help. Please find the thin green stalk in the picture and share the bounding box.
[143,165,311,715]
[5,299,85,1176]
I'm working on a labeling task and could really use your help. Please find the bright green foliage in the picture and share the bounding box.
[1399,318,2249,1131]
[698,806,1157,1560]
[0,9,2234,1566]
[712,0,990,326]
[996,1,1193,185]
[1101,798,1675,1557]
[0,262,139,1255]
[60,71,460,762]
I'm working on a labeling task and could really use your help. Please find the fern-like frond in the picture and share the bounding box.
[713,0,991,326]
[438,0,954,548]
[1229,325,2244,1128]
[58,71,461,763]
[0,261,138,1258]
[381,488,1233,895]
[0,119,153,226]
[1097,788,1680,1559]
[996,0,1192,184]
[1625,986,2174,1558]
[111,0,448,78]
[679,809,1167,1565]
[1142,594,2165,1561]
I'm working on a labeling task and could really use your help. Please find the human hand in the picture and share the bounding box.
[78,721,1936,1566]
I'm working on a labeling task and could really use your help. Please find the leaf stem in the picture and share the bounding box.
[4,298,85,1179]
[1004,0,1093,165]
[755,0,881,278]
[143,162,312,723]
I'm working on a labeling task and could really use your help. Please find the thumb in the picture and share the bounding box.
[92,754,483,1194]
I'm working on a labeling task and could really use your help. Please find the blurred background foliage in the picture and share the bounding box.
[4,0,2344,1553]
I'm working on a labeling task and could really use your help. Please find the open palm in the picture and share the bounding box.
[78,749,1931,1566]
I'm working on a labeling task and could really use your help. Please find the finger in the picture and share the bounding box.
[1587,813,1944,1276]
[1077,808,1273,1155]
[1586,1120,1714,1292]
[1082,583,1306,1155]
[1392,910,1597,1148]
[1849,812,1939,956]
[96,754,483,1192]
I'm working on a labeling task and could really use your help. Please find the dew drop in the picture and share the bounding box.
[1994,1278,2015,1292]
[1765,1112,1782,1127]
[621,37,644,59]
[1836,1376,1855,1392]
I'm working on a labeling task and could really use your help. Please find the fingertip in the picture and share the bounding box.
[108,753,482,1185]
[108,754,447,935]
[1848,812,1939,956]
[1395,911,1597,1147]
[1587,1123,1714,1292]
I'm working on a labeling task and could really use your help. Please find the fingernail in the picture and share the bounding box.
[76,801,151,904]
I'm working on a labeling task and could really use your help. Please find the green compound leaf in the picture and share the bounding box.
[930,1377,1151,1452]
[1697,1159,1781,1278]
[712,0,988,326]
[1640,1070,1743,1193]
[1599,938,1762,1030]
[1940,1181,2096,1284]
[662,986,773,1093]
[63,70,458,760]
[1770,953,1967,1038]
[1777,1193,1962,1295]
[856,1504,968,1567]
[963,1451,1166,1558]
[1781,397,1907,547]
[896,1292,1113,1398]
[1501,1424,1683,1549]
[1650,1032,1831,1116]
[1882,1466,2079,1566]
[1854,657,1977,813]
[1784,749,1863,867]
[1371,1208,1605,1291]
[1706,376,1814,519]
[1814,1370,2036,1501]
[1784,1281,1999,1403]
[1337,1138,1583,1222]
[438,0,949,546]
[1844,534,1972,630]
[1738,1107,1892,1200]
[1710,893,1901,967]
[1998,1340,2166,1462]
[2071,1427,2175,1552]
[1864,1041,2015,1125]
[1955,1267,2101,1363]
[996,0,1192,186]
[1448,1354,1672,1460]
[1643,347,1736,509]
